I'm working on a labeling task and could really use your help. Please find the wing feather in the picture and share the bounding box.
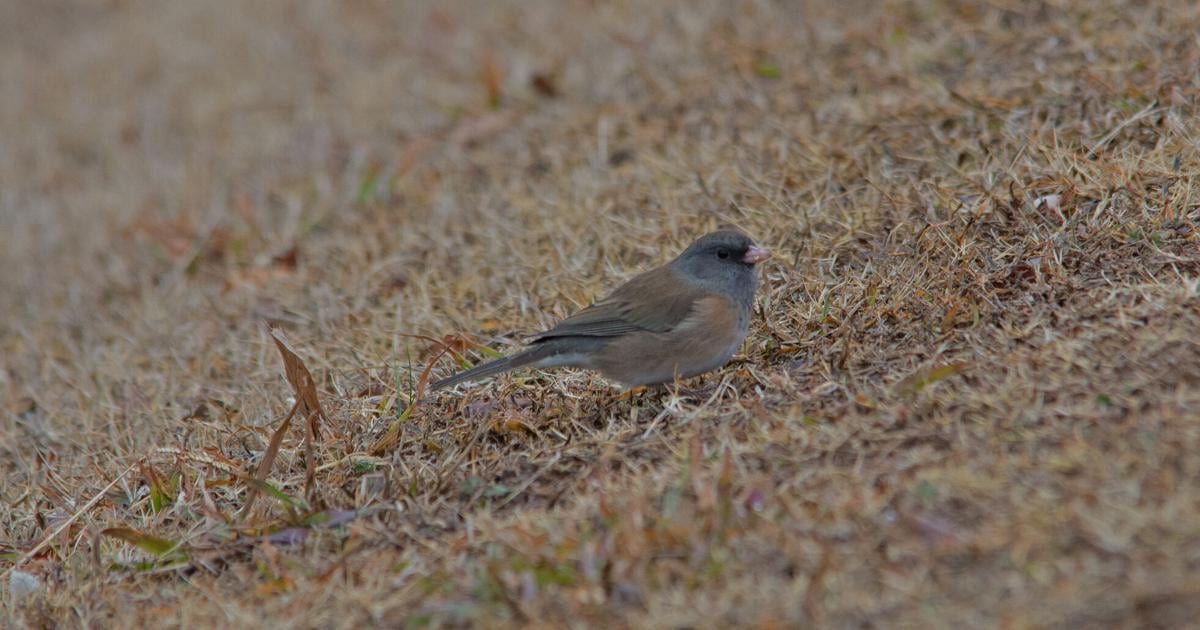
[532,266,700,340]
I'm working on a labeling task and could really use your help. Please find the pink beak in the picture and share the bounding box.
[742,246,771,265]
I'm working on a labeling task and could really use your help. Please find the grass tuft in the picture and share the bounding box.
[3,0,1200,627]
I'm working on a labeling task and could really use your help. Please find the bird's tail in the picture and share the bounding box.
[431,342,574,391]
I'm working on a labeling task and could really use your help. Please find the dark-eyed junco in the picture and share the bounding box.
[432,229,770,390]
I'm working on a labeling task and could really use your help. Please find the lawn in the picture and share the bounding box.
[3,0,1200,627]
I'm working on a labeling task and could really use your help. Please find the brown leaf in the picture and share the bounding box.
[530,72,559,98]
[255,575,294,596]
[270,327,329,490]
[490,410,538,437]
[271,246,299,270]
[268,327,328,440]
[180,402,209,422]
[240,327,331,517]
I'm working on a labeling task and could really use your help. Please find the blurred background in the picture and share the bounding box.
[5,1,1200,626]
[2,0,815,313]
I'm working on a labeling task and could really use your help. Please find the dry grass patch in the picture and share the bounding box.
[3,0,1200,627]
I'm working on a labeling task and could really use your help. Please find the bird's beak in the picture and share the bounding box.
[742,246,771,265]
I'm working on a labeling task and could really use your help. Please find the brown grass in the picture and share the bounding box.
[3,0,1200,627]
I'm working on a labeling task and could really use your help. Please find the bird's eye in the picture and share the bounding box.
[716,248,730,260]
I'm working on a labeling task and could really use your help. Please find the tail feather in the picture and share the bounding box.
[431,346,550,391]
[431,337,605,391]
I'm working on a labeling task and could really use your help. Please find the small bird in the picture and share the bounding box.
[432,229,770,390]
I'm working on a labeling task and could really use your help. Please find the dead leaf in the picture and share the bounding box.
[271,246,299,270]
[530,72,559,98]
[240,327,331,517]
[180,402,209,422]
[490,410,538,437]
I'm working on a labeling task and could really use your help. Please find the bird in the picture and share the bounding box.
[431,229,770,390]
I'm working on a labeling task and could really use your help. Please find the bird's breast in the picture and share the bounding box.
[592,294,750,386]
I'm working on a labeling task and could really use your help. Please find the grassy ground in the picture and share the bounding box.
[3,0,1200,627]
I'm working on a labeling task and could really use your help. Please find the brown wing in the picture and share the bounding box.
[532,265,701,340]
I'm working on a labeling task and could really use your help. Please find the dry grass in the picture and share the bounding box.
[3,0,1200,627]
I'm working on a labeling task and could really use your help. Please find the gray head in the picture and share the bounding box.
[670,230,770,305]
